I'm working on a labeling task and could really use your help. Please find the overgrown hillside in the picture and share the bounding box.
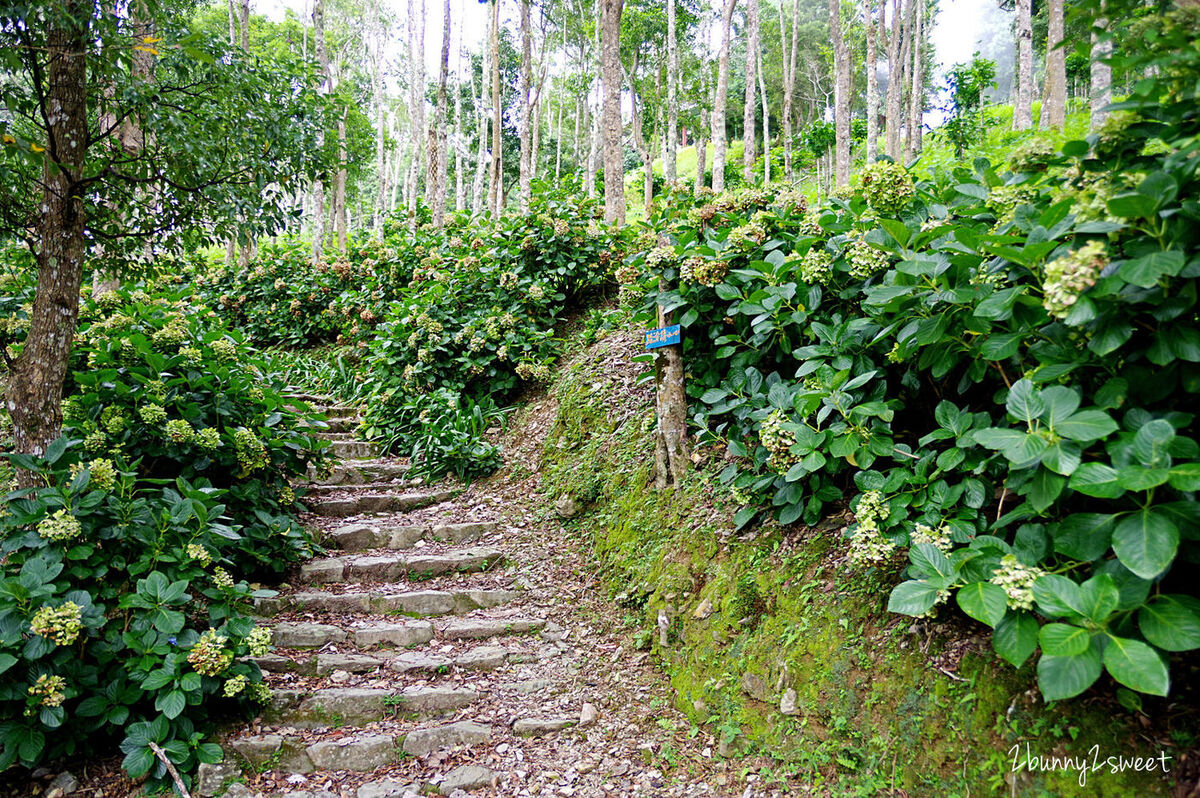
[538,324,1196,795]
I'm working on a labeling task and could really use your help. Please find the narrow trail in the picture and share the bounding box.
[198,398,765,798]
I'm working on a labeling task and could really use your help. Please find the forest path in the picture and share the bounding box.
[197,398,771,798]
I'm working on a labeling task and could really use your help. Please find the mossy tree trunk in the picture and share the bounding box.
[653,275,690,490]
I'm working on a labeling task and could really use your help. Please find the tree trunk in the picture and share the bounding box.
[898,0,914,159]
[431,0,451,226]
[471,24,489,215]
[1041,0,1066,128]
[694,111,707,192]
[336,110,348,252]
[665,0,678,184]
[829,0,850,186]
[757,46,769,183]
[865,0,879,161]
[780,0,797,179]
[227,0,238,50]
[8,0,89,481]
[1013,0,1033,130]
[1089,7,1111,130]
[488,0,502,214]
[373,22,389,238]
[653,271,691,490]
[742,0,759,185]
[239,0,250,49]
[554,100,563,180]
[884,0,902,158]
[312,0,329,263]
[712,0,737,193]
[905,0,923,158]
[600,0,625,225]
[518,0,533,213]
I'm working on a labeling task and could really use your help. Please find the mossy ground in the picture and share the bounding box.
[536,323,1189,796]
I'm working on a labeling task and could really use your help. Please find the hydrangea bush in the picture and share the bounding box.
[624,12,1200,704]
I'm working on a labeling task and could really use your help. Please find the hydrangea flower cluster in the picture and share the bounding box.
[988,185,1039,226]
[515,362,551,382]
[499,271,519,290]
[860,161,915,215]
[615,263,641,285]
[759,409,798,473]
[552,219,570,236]
[773,188,808,214]
[910,522,952,553]
[212,567,234,589]
[188,629,233,677]
[847,490,897,566]
[222,674,248,697]
[27,674,66,709]
[246,626,273,657]
[527,284,547,301]
[727,221,767,250]
[197,427,221,450]
[86,458,117,491]
[1007,138,1057,173]
[38,510,82,542]
[101,407,127,434]
[1042,241,1108,320]
[30,602,83,646]
[847,235,892,280]
[210,338,238,362]
[232,427,269,473]
[139,404,167,425]
[186,543,212,566]
[644,246,676,271]
[165,419,194,444]
[797,212,824,238]
[797,248,833,285]
[680,257,729,287]
[990,555,1047,611]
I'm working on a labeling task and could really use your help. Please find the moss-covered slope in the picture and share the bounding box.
[538,328,1187,796]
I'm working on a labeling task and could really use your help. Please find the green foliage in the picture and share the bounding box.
[357,184,625,477]
[625,9,1200,703]
[0,444,277,790]
[938,54,998,156]
[59,288,329,577]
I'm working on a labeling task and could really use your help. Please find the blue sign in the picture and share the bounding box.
[645,324,681,350]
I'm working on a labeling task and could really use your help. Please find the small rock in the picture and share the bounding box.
[513,718,576,737]
[222,786,254,798]
[780,688,799,716]
[579,703,598,727]
[439,764,493,794]
[692,599,713,620]
[329,669,351,684]
[554,495,578,518]
[194,762,242,797]
[356,780,412,798]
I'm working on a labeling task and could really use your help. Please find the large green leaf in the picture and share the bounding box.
[1118,250,1185,288]
[1055,410,1118,442]
[993,612,1038,668]
[888,580,942,616]
[1103,636,1169,696]
[1068,462,1125,499]
[1052,513,1115,562]
[1039,623,1092,656]
[956,582,1008,627]
[1139,596,1200,652]
[1112,509,1179,579]
[1037,645,1102,701]
[1005,379,1044,426]
[1131,419,1175,469]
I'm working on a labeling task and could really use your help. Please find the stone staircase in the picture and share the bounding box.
[196,398,582,798]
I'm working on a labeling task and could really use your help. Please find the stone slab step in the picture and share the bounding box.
[300,547,505,584]
[310,489,455,518]
[323,521,498,552]
[309,461,409,487]
[400,720,493,756]
[256,588,521,617]
[329,439,380,460]
[512,717,577,737]
[267,686,480,727]
[226,731,396,774]
[270,619,433,650]
[440,617,547,640]
[255,646,510,677]
[300,415,356,434]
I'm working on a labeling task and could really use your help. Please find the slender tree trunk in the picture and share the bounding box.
[742,0,759,184]
[1089,7,1111,130]
[518,0,533,213]
[312,0,329,263]
[829,0,850,185]
[780,0,797,179]
[712,0,738,193]
[905,0,923,159]
[865,0,879,161]
[430,0,451,226]
[227,0,238,51]
[239,0,249,49]
[758,46,769,183]
[336,110,348,252]
[653,269,691,489]
[373,14,389,238]
[665,0,678,184]
[600,0,625,225]
[554,100,563,180]
[884,0,902,158]
[488,0,502,214]
[8,0,89,479]
[898,0,914,159]
[471,25,489,215]
[1013,0,1033,130]
[1041,0,1066,128]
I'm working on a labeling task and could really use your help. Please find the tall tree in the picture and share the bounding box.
[1041,0,1067,128]
[742,0,759,184]
[1013,0,1033,130]
[471,12,490,214]
[883,0,902,158]
[1089,6,1112,130]
[665,0,678,184]
[711,0,737,193]
[431,0,451,225]
[864,0,879,161]
[829,0,850,185]
[487,0,502,213]
[780,0,799,177]
[518,0,534,212]
[600,0,624,224]
[312,0,329,262]
[904,0,922,159]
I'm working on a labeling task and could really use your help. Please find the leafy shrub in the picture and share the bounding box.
[0,444,277,788]
[60,288,329,577]
[625,7,1200,704]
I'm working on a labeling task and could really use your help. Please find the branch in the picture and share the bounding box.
[147,742,192,798]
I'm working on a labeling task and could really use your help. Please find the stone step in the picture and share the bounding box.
[309,489,455,518]
[254,645,511,677]
[267,686,481,728]
[441,617,547,641]
[300,416,357,434]
[256,587,521,617]
[299,547,506,584]
[271,619,434,650]
[512,717,577,737]
[308,481,415,498]
[322,521,499,552]
[309,461,409,487]
[329,439,380,460]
